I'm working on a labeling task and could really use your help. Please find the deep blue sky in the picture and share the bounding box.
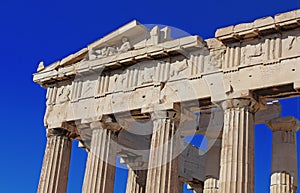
[0,0,299,193]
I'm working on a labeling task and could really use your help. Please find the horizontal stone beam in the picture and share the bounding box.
[76,101,281,149]
[181,101,281,136]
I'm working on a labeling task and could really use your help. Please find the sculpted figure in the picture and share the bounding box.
[90,37,132,59]
[58,87,70,103]
[171,59,188,77]
[96,46,117,58]
[95,47,107,58]
[106,46,118,56]
[118,37,132,53]
[141,68,154,84]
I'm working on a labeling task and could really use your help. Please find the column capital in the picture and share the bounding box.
[219,98,260,113]
[90,119,121,132]
[90,121,104,130]
[46,128,71,138]
[150,110,179,121]
[267,116,299,132]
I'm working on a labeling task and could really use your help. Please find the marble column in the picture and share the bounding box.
[203,137,221,193]
[82,123,117,193]
[218,99,258,193]
[187,183,204,193]
[126,169,147,193]
[145,110,180,193]
[268,117,298,193]
[38,128,72,193]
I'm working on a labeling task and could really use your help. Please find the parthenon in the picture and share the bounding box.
[33,9,300,193]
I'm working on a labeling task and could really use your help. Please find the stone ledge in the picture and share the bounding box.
[216,9,300,43]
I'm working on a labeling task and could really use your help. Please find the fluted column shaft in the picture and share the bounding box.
[126,169,147,193]
[204,137,221,193]
[268,117,298,193]
[38,128,72,193]
[145,110,180,193]
[82,123,117,193]
[219,99,257,193]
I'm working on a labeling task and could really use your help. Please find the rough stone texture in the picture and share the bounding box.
[82,125,117,193]
[219,99,257,193]
[126,169,147,193]
[38,129,72,193]
[145,111,180,193]
[268,117,299,193]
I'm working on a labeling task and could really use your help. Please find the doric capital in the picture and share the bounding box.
[90,118,122,132]
[46,128,71,138]
[267,116,299,132]
[150,110,179,121]
[220,98,260,112]
[90,121,104,130]
[89,121,119,144]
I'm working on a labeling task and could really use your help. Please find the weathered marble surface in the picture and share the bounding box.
[34,9,300,193]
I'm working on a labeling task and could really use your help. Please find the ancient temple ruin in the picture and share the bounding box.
[33,9,300,193]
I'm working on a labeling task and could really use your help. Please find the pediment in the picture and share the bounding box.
[88,20,148,51]
[34,20,205,85]
[87,20,172,60]
[37,20,174,73]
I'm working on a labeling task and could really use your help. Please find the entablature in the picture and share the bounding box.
[34,10,300,135]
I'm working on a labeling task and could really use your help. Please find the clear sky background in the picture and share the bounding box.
[0,0,300,193]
